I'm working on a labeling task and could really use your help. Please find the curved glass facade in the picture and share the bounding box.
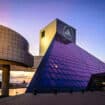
[27,19,105,93]
[27,35,105,93]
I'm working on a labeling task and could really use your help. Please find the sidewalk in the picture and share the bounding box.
[0,92,105,105]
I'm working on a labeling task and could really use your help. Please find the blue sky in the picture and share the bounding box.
[0,0,105,62]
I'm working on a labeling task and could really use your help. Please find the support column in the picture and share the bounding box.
[1,65,10,97]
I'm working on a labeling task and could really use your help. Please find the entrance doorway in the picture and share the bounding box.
[87,73,105,91]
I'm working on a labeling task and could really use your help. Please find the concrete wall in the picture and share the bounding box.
[39,20,56,56]
[10,56,42,71]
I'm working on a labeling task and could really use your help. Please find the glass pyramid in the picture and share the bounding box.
[27,34,105,93]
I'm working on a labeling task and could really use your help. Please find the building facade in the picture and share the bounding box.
[39,19,76,56]
[0,25,33,67]
[27,19,105,93]
[0,25,34,96]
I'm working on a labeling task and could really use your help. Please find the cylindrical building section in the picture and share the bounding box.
[0,25,34,67]
[0,25,34,96]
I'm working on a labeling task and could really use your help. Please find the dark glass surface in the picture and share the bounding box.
[27,35,105,93]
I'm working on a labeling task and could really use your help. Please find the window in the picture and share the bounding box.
[41,31,45,38]
[87,73,105,91]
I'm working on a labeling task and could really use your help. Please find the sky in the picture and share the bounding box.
[0,0,105,82]
[0,0,105,61]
